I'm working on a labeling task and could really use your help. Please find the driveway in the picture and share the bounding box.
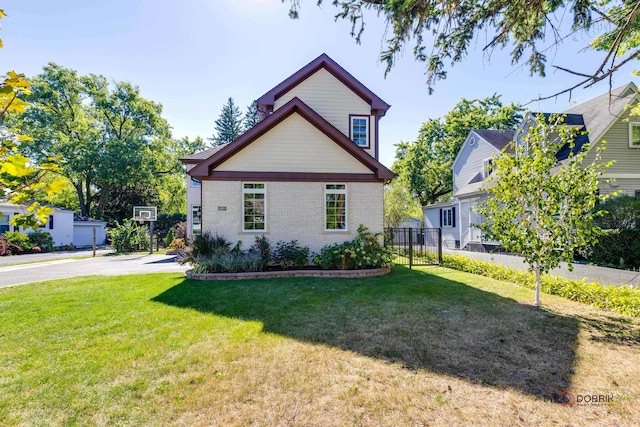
[0,252,190,288]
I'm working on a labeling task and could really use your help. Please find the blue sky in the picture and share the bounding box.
[3,0,638,167]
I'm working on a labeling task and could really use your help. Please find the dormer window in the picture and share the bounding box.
[630,123,640,148]
[350,115,369,147]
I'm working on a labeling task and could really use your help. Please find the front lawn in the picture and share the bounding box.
[1,266,638,425]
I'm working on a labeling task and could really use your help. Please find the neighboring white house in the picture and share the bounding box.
[424,82,640,251]
[0,203,107,248]
[181,53,395,253]
[0,202,74,247]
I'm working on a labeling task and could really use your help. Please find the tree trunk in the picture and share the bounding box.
[534,261,542,307]
[96,184,110,220]
[75,182,89,217]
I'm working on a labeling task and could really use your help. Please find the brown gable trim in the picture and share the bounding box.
[256,53,390,116]
[189,97,395,180]
[203,171,384,182]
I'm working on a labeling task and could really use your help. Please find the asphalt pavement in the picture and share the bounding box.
[0,250,190,288]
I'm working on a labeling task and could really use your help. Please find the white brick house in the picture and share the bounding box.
[181,54,394,253]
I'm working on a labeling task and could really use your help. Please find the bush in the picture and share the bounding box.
[109,220,150,253]
[167,238,186,250]
[188,250,263,274]
[190,232,231,258]
[313,225,393,270]
[272,240,309,269]
[0,236,22,256]
[155,213,187,241]
[249,235,271,270]
[441,254,640,317]
[172,221,187,240]
[576,229,640,270]
[2,231,32,253]
[595,195,640,229]
[164,228,175,248]
[27,231,54,252]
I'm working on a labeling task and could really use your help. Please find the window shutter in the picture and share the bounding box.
[439,209,443,227]
[452,207,456,227]
[13,212,19,232]
[49,215,54,229]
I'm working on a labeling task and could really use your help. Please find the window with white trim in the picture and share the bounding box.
[483,158,494,179]
[325,184,347,231]
[350,116,369,147]
[630,123,640,148]
[243,183,266,231]
[191,205,201,235]
[442,208,453,227]
[191,177,201,187]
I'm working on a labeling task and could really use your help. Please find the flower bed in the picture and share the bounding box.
[186,267,391,280]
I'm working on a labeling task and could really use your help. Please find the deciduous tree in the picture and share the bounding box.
[476,114,609,306]
[393,95,520,205]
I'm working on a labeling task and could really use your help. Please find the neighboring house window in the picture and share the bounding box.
[350,116,369,147]
[191,177,201,187]
[440,207,456,228]
[483,158,494,179]
[325,184,347,231]
[243,183,266,231]
[39,215,54,230]
[192,206,201,235]
[635,190,640,197]
[0,213,8,234]
[630,123,640,148]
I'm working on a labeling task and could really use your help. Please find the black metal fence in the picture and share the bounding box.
[385,227,442,268]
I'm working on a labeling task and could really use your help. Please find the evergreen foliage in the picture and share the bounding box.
[210,97,243,146]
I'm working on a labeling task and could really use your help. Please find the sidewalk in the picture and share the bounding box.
[445,248,640,288]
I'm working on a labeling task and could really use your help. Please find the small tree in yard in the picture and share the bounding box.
[476,114,609,307]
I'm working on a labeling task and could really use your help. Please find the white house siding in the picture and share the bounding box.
[599,177,640,197]
[422,203,458,249]
[215,114,373,174]
[73,222,107,247]
[201,180,383,255]
[453,133,500,193]
[0,204,74,247]
[272,68,376,158]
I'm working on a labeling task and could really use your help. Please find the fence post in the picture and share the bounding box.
[408,228,413,269]
[438,227,443,265]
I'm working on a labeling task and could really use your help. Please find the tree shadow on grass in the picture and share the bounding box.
[152,265,579,397]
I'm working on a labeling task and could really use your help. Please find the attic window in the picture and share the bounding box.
[350,116,369,147]
[483,158,494,178]
[630,123,640,148]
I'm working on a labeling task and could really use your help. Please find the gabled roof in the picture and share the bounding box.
[563,82,638,145]
[188,97,395,181]
[474,129,516,151]
[180,146,225,164]
[256,53,391,116]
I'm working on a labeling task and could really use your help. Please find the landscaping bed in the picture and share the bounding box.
[186,266,391,280]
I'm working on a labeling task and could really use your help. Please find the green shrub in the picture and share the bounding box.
[27,231,54,252]
[167,238,186,250]
[441,254,640,317]
[272,240,309,269]
[2,231,32,253]
[164,228,175,248]
[189,251,263,274]
[313,225,393,270]
[190,232,231,258]
[594,195,640,229]
[576,228,640,270]
[109,220,150,253]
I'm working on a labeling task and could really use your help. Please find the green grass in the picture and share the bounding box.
[1,266,639,426]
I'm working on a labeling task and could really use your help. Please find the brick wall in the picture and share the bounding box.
[201,180,383,254]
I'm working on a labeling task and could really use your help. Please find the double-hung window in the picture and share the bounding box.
[442,208,453,227]
[325,184,347,231]
[191,205,201,235]
[243,183,266,231]
[483,158,494,179]
[630,123,640,148]
[350,116,369,147]
[0,214,9,234]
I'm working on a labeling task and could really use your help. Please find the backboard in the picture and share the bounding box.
[133,206,157,222]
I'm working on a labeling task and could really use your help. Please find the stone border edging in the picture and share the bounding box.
[186,267,391,280]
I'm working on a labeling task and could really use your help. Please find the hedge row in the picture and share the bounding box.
[441,254,640,317]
